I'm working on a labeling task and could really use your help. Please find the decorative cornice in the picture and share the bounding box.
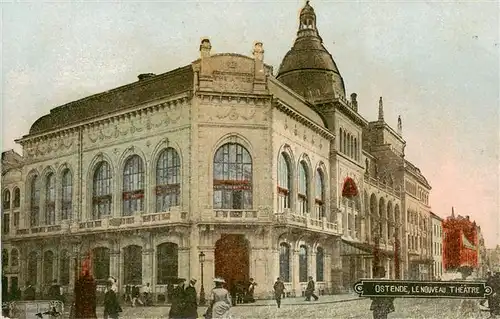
[274,100,334,141]
[196,91,272,105]
[15,93,191,145]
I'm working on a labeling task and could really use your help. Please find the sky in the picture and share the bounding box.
[2,1,499,248]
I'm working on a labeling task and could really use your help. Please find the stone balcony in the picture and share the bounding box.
[364,176,401,198]
[273,211,340,235]
[10,208,189,239]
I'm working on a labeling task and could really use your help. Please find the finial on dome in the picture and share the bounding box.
[378,97,384,121]
[397,115,403,135]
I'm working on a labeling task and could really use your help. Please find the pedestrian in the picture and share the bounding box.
[48,279,62,301]
[229,279,237,306]
[125,285,132,304]
[143,283,152,306]
[305,276,319,301]
[73,268,97,319]
[369,266,395,319]
[104,278,123,319]
[168,279,186,319]
[23,283,36,301]
[183,278,198,319]
[204,278,232,319]
[273,277,285,308]
[132,285,143,307]
[245,278,256,303]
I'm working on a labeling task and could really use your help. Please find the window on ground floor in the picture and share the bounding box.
[279,243,290,282]
[92,247,110,282]
[157,243,178,284]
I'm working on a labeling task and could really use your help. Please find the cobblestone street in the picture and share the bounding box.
[88,297,491,319]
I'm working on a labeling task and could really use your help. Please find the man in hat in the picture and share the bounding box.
[183,278,198,319]
[273,277,285,308]
[305,276,318,301]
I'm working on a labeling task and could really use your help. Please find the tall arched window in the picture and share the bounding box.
[316,247,324,282]
[123,245,142,284]
[279,243,290,282]
[60,250,70,285]
[43,250,54,283]
[92,247,110,282]
[30,176,40,226]
[123,155,144,216]
[343,131,347,154]
[156,243,178,284]
[2,249,8,269]
[13,188,20,208]
[28,252,38,285]
[45,173,55,225]
[3,189,10,210]
[277,153,291,211]
[354,138,358,161]
[213,143,252,209]
[298,161,309,214]
[339,128,343,153]
[10,248,19,267]
[156,148,181,212]
[299,245,308,282]
[314,169,325,219]
[61,169,72,220]
[93,162,112,219]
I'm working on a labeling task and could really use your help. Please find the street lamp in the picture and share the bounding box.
[198,252,206,306]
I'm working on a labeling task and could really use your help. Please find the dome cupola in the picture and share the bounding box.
[277,1,346,101]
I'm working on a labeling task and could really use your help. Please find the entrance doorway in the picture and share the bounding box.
[214,234,250,285]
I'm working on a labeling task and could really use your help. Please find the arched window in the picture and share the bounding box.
[316,247,324,282]
[28,252,38,285]
[3,189,10,210]
[343,131,347,155]
[45,173,55,225]
[277,153,291,211]
[60,250,70,285]
[298,161,309,214]
[43,250,54,283]
[13,188,20,208]
[354,138,358,161]
[11,248,19,267]
[299,245,308,282]
[156,243,178,284]
[156,148,181,212]
[93,162,112,219]
[2,249,8,269]
[314,169,325,219]
[61,169,72,220]
[339,128,343,153]
[213,143,252,209]
[92,247,110,282]
[123,245,142,285]
[123,155,145,216]
[30,176,40,226]
[279,243,290,282]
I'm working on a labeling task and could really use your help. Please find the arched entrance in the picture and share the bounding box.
[214,234,250,285]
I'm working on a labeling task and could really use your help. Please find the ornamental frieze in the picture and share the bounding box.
[85,102,184,144]
[24,134,76,159]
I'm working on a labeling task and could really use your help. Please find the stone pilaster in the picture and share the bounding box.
[142,248,154,286]
[178,247,190,280]
[292,249,300,296]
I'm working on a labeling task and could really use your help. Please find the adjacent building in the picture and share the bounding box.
[430,212,443,279]
[1,2,435,300]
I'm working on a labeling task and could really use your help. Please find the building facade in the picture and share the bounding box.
[430,212,443,279]
[2,2,435,300]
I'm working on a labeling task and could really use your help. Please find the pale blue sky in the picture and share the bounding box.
[2,1,499,247]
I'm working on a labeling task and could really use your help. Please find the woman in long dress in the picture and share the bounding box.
[206,278,232,319]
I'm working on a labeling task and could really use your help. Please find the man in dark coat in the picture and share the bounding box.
[183,278,198,319]
[305,276,318,301]
[168,279,186,319]
[48,279,62,301]
[273,277,285,308]
[24,284,36,300]
[369,266,395,319]
[104,279,122,319]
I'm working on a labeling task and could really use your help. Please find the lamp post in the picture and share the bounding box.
[199,252,206,306]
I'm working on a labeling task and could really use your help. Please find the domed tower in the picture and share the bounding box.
[277,1,346,102]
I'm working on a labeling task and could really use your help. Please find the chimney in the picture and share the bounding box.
[138,73,156,81]
[350,93,358,112]
[397,115,403,136]
[199,38,213,88]
[200,38,212,59]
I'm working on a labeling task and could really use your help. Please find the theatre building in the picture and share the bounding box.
[1,2,433,300]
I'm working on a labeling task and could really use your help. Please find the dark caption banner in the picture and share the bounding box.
[353,280,493,299]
